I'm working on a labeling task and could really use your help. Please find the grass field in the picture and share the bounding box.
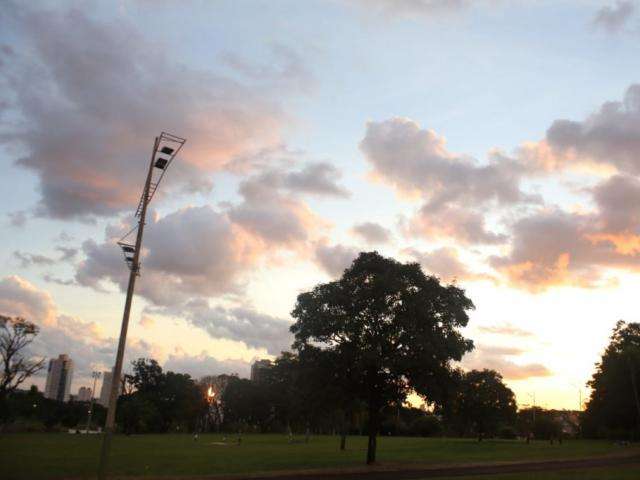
[0,433,636,479]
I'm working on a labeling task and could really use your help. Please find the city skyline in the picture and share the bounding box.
[3,0,640,410]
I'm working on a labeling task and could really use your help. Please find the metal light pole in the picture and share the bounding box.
[97,133,185,480]
[86,371,101,432]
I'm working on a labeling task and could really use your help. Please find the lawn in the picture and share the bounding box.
[0,433,635,479]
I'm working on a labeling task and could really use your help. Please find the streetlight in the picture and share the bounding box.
[86,371,101,432]
[98,133,186,480]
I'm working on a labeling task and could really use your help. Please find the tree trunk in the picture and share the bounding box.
[366,400,379,465]
[340,410,348,451]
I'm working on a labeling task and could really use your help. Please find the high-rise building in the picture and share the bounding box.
[250,359,272,383]
[44,354,74,402]
[77,386,92,402]
[98,369,122,407]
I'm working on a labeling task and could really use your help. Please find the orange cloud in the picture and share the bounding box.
[586,232,640,255]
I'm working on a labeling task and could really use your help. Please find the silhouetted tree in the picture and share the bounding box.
[117,358,205,433]
[584,321,640,439]
[291,251,474,464]
[222,376,272,431]
[1,316,45,422]
[440,369,517,439]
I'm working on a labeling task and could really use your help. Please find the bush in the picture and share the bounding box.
[409,415,442,437]
[497,425,518,439]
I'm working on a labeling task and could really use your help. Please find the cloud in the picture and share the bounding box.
[462,344,552,381]
[139,315,155,329]
[403,246,489,283]
[0,275,56,325]
[0,5,299,220]
[281,162,350,197]
[525,84,640,175]
[157,299,293,356]
[590,173,640,232]
[402,204,507,245]
[14,251,55,268]
[228,172,330,248]
[14,246,78,268]
[489,204,640,291]
[314,243,360,278]
[346,0,497,18]
[592,1,636,32]
[163,351,251,379]
[478,323,534,337]
[361,118,533,244]
[76,206,260,304]
[56,247,78,262]
[351,222,392,244]
[7,210,27,227]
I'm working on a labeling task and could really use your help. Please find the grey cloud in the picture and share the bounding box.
[43,274,76,286]
[544,84,640,174]
[14,246,78,268]
[283,162,350,197]
[0,275,56,324]
[228,173,324,247]
[1,5,291,219]
[593,1,636,32]
[406,205,507,245]
[56,246,78,262]
[361,118,527,206]
[163,352,251,379]
[7,210,27,227]
[403,246,482,282]
[221,43,315,95]
[591,174,640,231]
[490,205,640,291]
[347,0,490,18]
[361,118,531,244]
[314,243,359,278]
[14,251,55,268]
[76,206,254,304]
[160,299,293,355]
[352,222,392,244]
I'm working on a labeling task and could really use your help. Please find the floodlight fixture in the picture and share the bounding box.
[154,157,169,169]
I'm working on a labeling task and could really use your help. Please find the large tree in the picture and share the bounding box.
[117,358,205,433]
[0,316,45,405]
[584,321,640,439]
[290,251,474,463]
[440,369,517,439]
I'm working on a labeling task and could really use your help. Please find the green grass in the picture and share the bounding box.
[0,433,635,479]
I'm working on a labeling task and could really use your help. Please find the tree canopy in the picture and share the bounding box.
[439,369,517,439]
[584,320,640,439]
[290,251,474,463]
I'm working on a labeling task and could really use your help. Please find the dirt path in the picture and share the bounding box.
[106,451,640,480]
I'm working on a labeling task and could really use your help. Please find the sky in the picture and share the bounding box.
[1,0,640,410]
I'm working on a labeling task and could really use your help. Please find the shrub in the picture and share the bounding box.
[409,415,442,437]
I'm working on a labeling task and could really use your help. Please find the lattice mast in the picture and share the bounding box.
[98,132,185,480]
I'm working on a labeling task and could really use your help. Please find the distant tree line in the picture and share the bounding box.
[2,253,640,454]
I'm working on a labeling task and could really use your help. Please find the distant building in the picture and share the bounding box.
[250,359,272,383]
[44,354,74,402]
[77,386,92,402]
[98,369,122,407]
